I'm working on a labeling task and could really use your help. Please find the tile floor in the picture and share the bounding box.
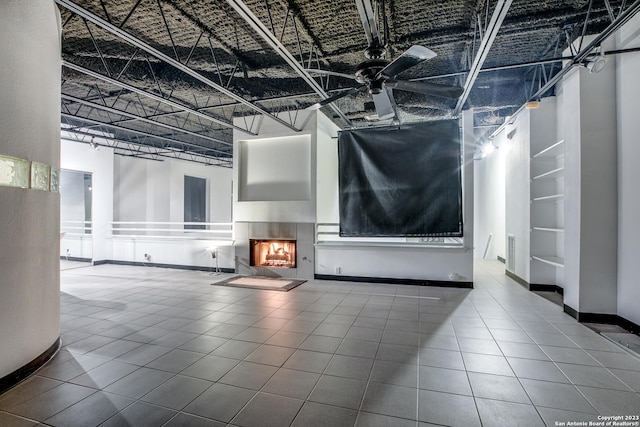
[1,260,639,426]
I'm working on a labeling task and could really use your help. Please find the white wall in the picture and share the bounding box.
[314,111,474,282]
[233,111,318,223]
[561,38,618,315]
[474,128,506,261]
[112,155,233,268]
[616,13,640,326]
[504,109,531,281]
[61,140,114,262]
[0,0,61,378]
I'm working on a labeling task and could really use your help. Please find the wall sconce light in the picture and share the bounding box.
[525,100,540,110]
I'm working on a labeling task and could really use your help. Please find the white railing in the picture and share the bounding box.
[110,221,233,241]
[316,223,464,247]
[61,220,92,236]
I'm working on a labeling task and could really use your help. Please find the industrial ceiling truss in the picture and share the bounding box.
[56,0,638,165]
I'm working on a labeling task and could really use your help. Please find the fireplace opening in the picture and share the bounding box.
[250,239,297,268]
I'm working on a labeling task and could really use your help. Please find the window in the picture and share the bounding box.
[184,175,206,229]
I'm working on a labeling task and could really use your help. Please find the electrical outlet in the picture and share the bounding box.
[144,253,151,262]
[335,266,341,274]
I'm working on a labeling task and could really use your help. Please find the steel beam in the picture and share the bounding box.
[224,0,352,127]
[55,0,301,132]
[61,112,232,157]
[454,0,513,115]
[63,60,255,136]
[62,93,231,146]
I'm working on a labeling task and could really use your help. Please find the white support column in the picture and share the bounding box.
[0,0,62,380]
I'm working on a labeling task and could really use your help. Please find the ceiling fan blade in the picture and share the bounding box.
[355,0,381,47]
[307,86,366,110]
[305,69,355,80]
[372,89,395,120]
[385,79,464,99]
[378,45,437,79]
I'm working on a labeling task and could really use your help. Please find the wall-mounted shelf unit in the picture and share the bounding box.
[530,133,565,284]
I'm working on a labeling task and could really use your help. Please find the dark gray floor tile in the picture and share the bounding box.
[325,354,374,380]
[245,344,295,367]
[291,401,357,427]
[218,361,278,390]
[180,355,239,382]
[100,401,177,427]
[520,378,597,413]
[418,365,471,395]
[0,412,38,427]
[308,375,366,409]
[103,367,174,399]
[69,360,139,389]
[8,383,96,421]
[345,326,384,342]
[467,372,531,404]
[462,353,514,376]
[232,392,303,427]
[537,407,602,426]
[84,339,142,360]
[0,376,62,410]
[37,355,107,381]
[299,335,342,353]
[283,349,333,373]
[557,363,633,390]
[204,323,247,339]
[266,330,309,348]
[375,343,419,364]
[420,333,459,351]
[145,349,203,373]
[336,339,379,359]
[497,341,549,360]
[164,412,226,427]
[418,389,481,426]
[183,383,256,423]
[233,327,278,343]
[507,358,569,383]
[140,375,211,410]
[355,411,416,427]
[370,360,417,388]
[576,385,640,414]
[312,323,351,338]
[179,335,228,354]
[418,347,464,370]
[210,340,260,360]
[458,337,503,355]
[381,330,420,347]
[114,344,172,366]
[262,368,320,399]
[475,398,545,427]
[361,382,417,419]
[44,391,132,427]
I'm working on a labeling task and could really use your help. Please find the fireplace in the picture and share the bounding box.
[250,239,297,268]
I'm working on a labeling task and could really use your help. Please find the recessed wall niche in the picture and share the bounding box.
[237,134,311,202]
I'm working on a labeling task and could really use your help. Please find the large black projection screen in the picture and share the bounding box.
[338,120,463,237]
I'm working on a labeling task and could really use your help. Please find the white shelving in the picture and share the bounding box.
[530,134,565,280]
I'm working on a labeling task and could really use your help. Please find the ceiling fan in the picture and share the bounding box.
[308,0,463,120]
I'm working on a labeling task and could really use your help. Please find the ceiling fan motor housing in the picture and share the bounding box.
[355,58,389,88]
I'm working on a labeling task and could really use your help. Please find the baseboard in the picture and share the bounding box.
[314,274,473,288]
[497,256,506,264]
[0,337,61,395]
[505,270,529,288]
[104,259,235,273]
[505,270,564,295]
[59,256,92,263]
[563,305,640,334]
[92,260,108,266]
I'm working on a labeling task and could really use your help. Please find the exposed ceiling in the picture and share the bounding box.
[56,0,638,166]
